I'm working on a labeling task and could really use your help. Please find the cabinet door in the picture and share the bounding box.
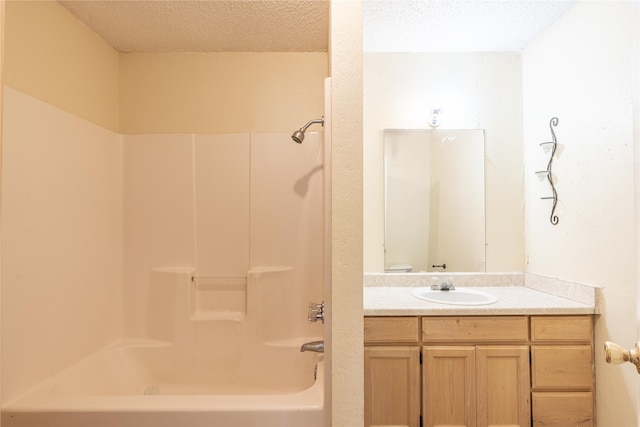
[476,346,531,427]
[364,346,421,427]
[423,346,476,427]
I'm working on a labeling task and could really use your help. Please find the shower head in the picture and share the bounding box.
[292,129,305,144]
[291,117,324,143]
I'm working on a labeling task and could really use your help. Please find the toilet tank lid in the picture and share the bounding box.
[386,263,413,272]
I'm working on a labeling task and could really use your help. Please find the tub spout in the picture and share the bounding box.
[300,340,324,353]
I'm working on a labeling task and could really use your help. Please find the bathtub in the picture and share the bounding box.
[2,339,325,427]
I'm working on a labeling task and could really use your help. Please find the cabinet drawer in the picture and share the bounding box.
[531,345,593,390]
[531,316,593,342]
[532,392,594,427]
[422,316,528,343]
[364,317,419,343]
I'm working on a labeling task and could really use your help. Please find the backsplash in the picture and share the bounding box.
[525,273,601,310]
[364,272,524,287]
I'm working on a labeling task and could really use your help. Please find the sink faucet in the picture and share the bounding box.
[431,276,455,291]
[300,340,324,353]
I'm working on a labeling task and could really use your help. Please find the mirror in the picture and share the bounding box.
[384,129,485,272]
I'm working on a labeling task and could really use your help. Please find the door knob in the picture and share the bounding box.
[604,341,640,374]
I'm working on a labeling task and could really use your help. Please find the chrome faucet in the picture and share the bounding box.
[432,282,455,291]
[300,340,324,353]
[431,276,455,291]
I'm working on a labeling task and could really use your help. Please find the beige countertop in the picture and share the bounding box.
[364,285,596,316]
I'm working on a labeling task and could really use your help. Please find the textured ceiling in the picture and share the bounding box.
[58,0,330,52]
[58,0,577,53]
[364,0,578,52]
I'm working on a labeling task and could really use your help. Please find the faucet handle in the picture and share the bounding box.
[308,302,325,324]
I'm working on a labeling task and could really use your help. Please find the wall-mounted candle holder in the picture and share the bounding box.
[535,117,560,225]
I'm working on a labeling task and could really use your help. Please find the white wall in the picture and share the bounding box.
[364,53,524,273]
[523,1,639,424]
[330,1,364,425]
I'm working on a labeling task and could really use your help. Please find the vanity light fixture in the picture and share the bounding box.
[428,108,442,128]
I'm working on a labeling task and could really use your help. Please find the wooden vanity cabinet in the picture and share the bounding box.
[422,317,530,427]
[530,316,595,427]
[365,346,421,427]
[364,317,421,427]
[364,315,595,427]
[422,345,531,427]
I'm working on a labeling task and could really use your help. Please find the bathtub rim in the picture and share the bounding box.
[2,339,324,413]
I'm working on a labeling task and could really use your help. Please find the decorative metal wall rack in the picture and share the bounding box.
[535,117,559,225]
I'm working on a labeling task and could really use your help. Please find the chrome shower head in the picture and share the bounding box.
[292,129,305,144]
[291,117,324,143]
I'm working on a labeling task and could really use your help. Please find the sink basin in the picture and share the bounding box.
[411,288,498,306]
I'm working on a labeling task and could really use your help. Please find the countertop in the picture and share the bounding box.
[364,285,596,316]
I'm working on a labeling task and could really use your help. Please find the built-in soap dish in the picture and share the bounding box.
[190,276,247,321]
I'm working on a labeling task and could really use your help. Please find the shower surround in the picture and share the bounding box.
[123,127,325,338]
[1,86,326,426]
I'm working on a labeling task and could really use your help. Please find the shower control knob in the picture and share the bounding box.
[604,341,640,374]
[308,302,325,324]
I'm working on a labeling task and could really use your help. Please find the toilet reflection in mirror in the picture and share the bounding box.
[384,129,485,272]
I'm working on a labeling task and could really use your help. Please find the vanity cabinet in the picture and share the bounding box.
[422,345,530,427]
[530,316,595,427]
[364,317,421,427]
[422,317,530,427]
[364,315,594,427]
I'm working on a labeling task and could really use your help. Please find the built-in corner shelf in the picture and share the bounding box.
[536,117,560,225]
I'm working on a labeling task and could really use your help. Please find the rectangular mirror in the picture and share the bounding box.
[384,129,485,272]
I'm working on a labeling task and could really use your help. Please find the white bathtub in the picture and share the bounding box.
[2,339,325,427]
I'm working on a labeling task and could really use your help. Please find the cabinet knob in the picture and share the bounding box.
[604,341,640,374]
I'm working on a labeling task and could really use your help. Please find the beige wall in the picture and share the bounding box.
[364,53,524,273]
[3,2,328,135]
[120,52,328,134]
[3,0,119,132]
[523,2,639,424]
[1,0,5,411]
[329,1,364,426]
